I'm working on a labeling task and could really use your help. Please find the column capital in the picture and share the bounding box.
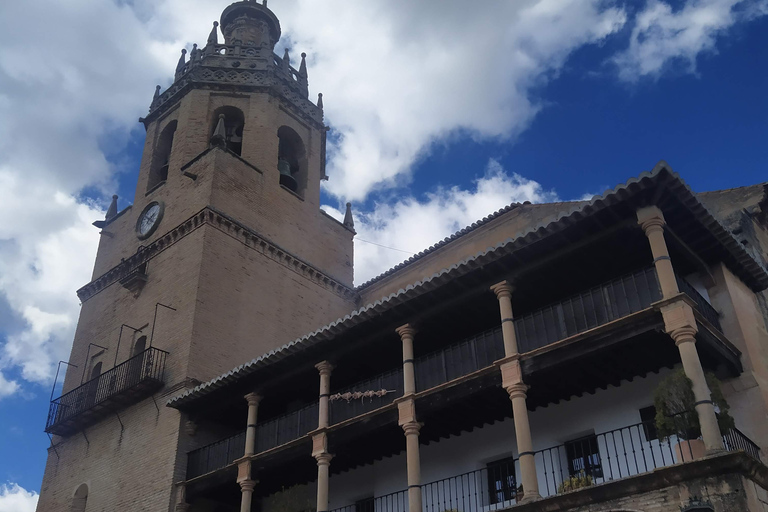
[396,323,416,340]
[239,479,256,492]
[402,420,422,436]
[490,281,514,300]
[637,205,666,235]
[669,326,698,346]
[505,382,528,400]
[315,452,334,465]
[244,392,262,406]
[315,360,334,376]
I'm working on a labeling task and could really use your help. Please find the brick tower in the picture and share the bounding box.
[37,1,357,510]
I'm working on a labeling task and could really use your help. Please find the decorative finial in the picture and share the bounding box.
[317,93,323,109]
[263,0,268,6]
[190,43,199,61]
[282,48,291,73]
[153,85,161,102]
[343,202,355,231]
[208,21,219,45]
[105,195,119,221]
[210,114,227,147]
[175,48,187,73]
[299,52,308,78]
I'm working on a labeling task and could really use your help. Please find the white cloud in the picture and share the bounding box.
[613,0,768,81]
[0,483,38,512]
[325,160,559,285]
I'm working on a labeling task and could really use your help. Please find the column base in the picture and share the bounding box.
[519,493,541,504]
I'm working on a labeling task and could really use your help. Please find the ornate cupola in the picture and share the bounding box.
[220,0,281,48]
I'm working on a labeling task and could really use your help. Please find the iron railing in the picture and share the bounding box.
[415,327,505,391]
[46,347,168,434]
[723,426,762,461]
[676,276,722,330]
[515,267,662,353]
[331,368,404,424]
[329,489,409,512]
[187,432,246,480]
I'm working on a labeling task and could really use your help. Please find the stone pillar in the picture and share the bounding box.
[396,324,417,395]
[316,361,334,428]
[312,433,333,512]
[639,206,724,452]
[500,360,541,503]
[174,483,190,512]
[398,399,422,512]
[244,392,262,456]
[491,281,518,356]
[239,479,256,512]
[637,206,680,298]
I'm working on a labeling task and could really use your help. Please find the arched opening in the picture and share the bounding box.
[277,126,307,196]
[85,361,102,406]
[72,483,88,512]
[133,336,147,357]
[90,362,102,380]
[148,120,177,192]
[211,106,245,156]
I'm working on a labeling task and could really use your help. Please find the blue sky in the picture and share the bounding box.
[0,0,766,508]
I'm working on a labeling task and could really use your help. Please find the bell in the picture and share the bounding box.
[278,158,297,192]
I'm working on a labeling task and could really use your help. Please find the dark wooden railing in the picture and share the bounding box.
[415,327,505,391]
[187,432,246,480]
[515,267,662,353]
[676,276,722,330]
[46,347,168,436]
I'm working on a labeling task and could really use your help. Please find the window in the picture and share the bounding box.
[277,126,307,196]
[148,120,177,192]
[72,483,88,512]
[211,106,245,156]
[486,456,517,504]
[133,336,147,357]
[640,406,658,441]
[565,435,603,479]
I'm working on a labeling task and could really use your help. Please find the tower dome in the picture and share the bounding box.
[220,0,281,49]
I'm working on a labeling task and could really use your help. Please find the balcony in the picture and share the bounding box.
[183,266,734,481]
[46,347,168,436]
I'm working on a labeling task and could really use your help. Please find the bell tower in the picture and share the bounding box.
[36,2,358,511]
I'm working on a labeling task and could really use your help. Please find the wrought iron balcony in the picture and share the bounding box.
[46,347,168,436]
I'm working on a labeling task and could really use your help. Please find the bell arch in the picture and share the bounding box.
[147,120,177,192]
[71,483,89,512]
[211,106,245,156]
[277,126,307,196]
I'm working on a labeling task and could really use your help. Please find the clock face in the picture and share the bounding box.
[136,202,164,240]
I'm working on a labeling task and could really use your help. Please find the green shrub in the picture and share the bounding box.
[557,472,593,493]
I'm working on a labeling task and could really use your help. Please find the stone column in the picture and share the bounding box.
[398,399,422,512]
[639,206,724,452]
[239,479,256,512]
[500,360,541,503]
[174,483,190,512]
[314,362,334,512]
[244,392,262,456]
[312,433,333,512]
[667,323,724,451]
[491,281,518,356]
[316,361,334,429]
[637,206,679,298]
[396,325,417,395]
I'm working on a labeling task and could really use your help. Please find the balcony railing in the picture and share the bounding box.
[515,267,662,353]
[676,275,722,330]
[46,347,168,436]
[325,422,760,512]
[415,327,505,392]
[186,402,319,480]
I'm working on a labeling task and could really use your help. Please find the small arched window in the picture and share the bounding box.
[133,336,147,357]
[148,120,177,192]
[211,106,245,156]
[90,362,102,380]
[277,126,307,196]
[72,483,89,512]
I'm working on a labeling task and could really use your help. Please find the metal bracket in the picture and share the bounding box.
[46,433,59,459]
[50,361,78,401]
[151,393,161,413]
[81,428,90,447]
[149,302,177,348]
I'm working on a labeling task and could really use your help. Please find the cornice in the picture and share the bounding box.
[77,207,358,303]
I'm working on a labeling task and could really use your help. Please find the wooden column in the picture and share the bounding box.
[397,324,422,512]
[493,281,541,502]
[638,206,724,451]
[314,361,334,512]
[244,392,262,456]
